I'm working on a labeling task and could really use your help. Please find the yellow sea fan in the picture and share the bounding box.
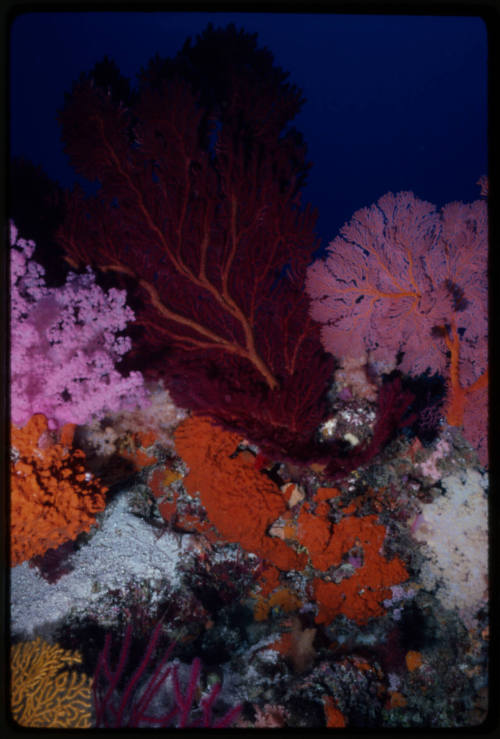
[10,637,93,728]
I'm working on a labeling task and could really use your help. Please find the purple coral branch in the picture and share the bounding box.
[172,657,201,727]
[93,622,133,726]
[213,702,245,729]
[130,645,176,724]
[93,621,242,728]
[116,619,172,726]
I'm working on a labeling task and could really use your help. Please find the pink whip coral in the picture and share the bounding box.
[306,189,488,464]
[94,620,242,727]
[10,221,145,430]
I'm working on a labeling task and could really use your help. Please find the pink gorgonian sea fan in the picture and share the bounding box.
[306,188,488,465]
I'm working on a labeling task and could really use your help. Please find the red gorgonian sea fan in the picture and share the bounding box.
[306,189,488,464]
[55,24,334,463]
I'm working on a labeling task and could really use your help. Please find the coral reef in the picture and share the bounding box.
[298,509,409,625]
[171,414,410,631]
[8,22,488,732]
[78,382,187,458]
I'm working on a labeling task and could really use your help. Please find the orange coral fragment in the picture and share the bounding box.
[174,415,306,571]
[139,429,157,448]
[149,466,181,498]
[118,430,160,471]
[10,415,107,566]
[268,509,298,541]
[388,691,407,708]
[340,501,358,515]
[315,486,341,501]
[149,466,183,522]
[281,482,305,508]
[253,587,302,621]
[59,423,76,450]
[258,565,281,597]
[322,695,346,727]
[162,468,182,487]
[405,650,423,671]
[157,498,177,523]
[283,521,298,540]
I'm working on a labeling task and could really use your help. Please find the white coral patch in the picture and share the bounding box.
[412,469,488,626]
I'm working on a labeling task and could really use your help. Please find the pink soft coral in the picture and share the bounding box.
[10,221,146,429]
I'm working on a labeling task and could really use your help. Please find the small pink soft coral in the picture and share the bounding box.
[10,221,146,429]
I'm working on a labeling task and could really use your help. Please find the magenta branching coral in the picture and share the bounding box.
[93,621,242,728]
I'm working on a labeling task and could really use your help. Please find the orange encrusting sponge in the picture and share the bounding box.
[10,414,107,566]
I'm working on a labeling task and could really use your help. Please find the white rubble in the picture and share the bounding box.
[10,488,192,639]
